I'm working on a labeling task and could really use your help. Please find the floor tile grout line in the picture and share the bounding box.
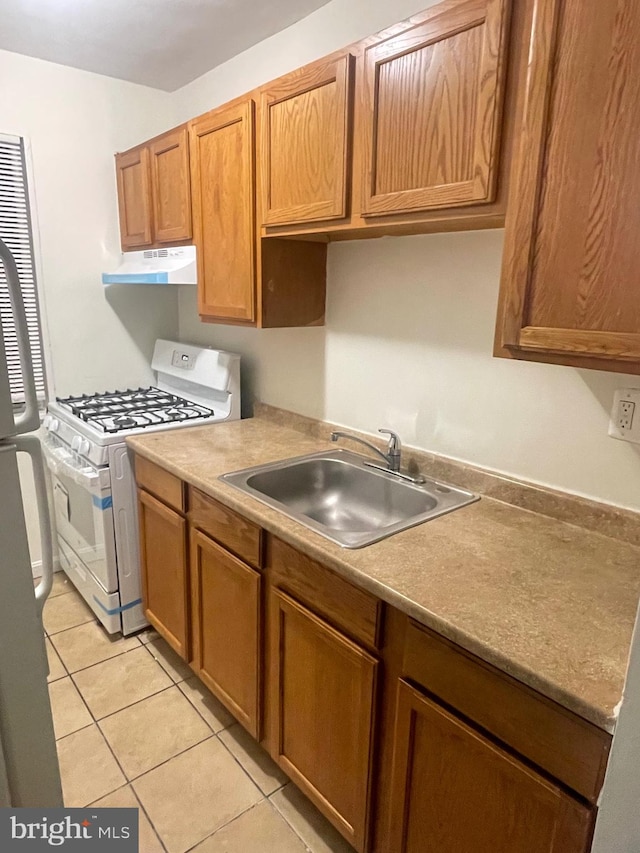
[216,729,288,799]
[63,723,320,852]
[69,650,176,724]
[45,615,98,637]
[49,673,95,736]
[126,732,217,788]
[66,642,148,684]
[60,722,265,851]
[49,638,70,679]
[181,795,315,853]
[269,786,338,853]
[50,633,143,676]
[128,785,169,853]
[139,639,193,684]
[87,681,177,726]
[86,778,130,807]
[182,799,269,853]
[215,731,268,793]
[56,628,317,850]
[130,734,224,846]
[56,721,129,808]
[263,796,314,853]
[54,721,95,745]
[43,587,97,635]
[90,722,131,803]
[87,681,215,779]
[86,778,169,853]
[175,679,233,736]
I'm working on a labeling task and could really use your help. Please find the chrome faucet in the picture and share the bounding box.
[330,428,402,473]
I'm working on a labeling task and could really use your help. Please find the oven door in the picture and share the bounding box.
[43,440,118,593]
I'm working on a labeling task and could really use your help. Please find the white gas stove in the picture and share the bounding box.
[42,340,241,635]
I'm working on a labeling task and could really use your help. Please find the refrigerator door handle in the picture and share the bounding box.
[15,435,54,615]
[0,238,40,435]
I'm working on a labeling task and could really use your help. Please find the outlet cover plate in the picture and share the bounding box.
[609,388,640,443]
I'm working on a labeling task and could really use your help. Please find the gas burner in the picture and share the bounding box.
[113,415,137,429]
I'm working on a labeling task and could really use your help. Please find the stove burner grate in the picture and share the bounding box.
[57,387,215,433]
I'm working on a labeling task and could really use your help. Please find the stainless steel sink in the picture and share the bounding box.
[220,449,478,548]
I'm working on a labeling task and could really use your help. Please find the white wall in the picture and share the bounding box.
[1,48,179,397]
[173,0,432,120]
[1,49,179,563]
[173,0,640,512]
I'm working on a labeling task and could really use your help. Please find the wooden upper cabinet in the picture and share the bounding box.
[116,147,153,249]
[260,54,354,226]
[190,100,256,323]
[149,126,192,244]
[361,0,510,217]
[389,680,594,853]
[116,126,191,251]
[496,0,640,373]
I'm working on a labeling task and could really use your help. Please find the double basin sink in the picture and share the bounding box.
[221,449,478,549]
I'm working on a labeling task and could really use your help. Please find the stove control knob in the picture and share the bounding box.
[80,439,91,456]
[71,435,81,452]
[49,418,60,433]
[43,414,51,430]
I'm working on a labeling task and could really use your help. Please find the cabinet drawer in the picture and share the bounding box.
[189,487,263,569]
[135,456,185,513]
[267,537,382,651]
[403,620,611,802]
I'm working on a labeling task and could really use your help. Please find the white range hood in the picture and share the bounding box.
[102,246,197,285]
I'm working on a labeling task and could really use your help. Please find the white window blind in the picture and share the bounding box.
[0,133,46,405]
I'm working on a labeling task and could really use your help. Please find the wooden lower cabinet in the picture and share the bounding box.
[134,459,606,853]
[388,680,594,853]
[137,488,189,659]
[190,528,262,738]
[269,589,378,853]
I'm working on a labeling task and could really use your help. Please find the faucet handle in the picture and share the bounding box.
[378,429,401,452]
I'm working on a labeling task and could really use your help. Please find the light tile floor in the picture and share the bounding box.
[42,577,356,853]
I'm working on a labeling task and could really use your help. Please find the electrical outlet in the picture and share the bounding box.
[609,389,640,443]
[618,401,635,431]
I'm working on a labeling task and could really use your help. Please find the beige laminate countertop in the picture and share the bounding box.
[127,416,640,733]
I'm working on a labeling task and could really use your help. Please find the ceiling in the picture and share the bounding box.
[0,0,332,91]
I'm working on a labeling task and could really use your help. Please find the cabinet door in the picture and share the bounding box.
[191,529,261,738]
[389,680,594,853]
[260,54,354,226]
[361,0,509,216]
[149,126,192,244]
[269,589,377,853]
[115,147,153,249]
[496,0,640,372]
[138,489,189,659]
[190,100,256,323]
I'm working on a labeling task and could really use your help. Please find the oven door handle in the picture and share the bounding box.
[15,436,54,616]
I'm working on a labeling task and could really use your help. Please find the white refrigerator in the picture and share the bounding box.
[0,237,62,806]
